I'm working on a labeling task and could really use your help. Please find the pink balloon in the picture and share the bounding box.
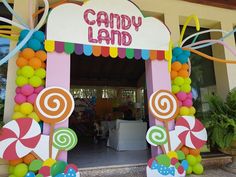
[27,93,38,104]
[34,86,44,94]
[178,100,183,107]
[182,99,193,107]
[21,84,34,96]
[176,92,188,101]
[15,87,21,94]
[14,94,27,104]
[187,92,193,99]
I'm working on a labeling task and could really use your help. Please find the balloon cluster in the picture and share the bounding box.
[181,146,204,175]
[171,47,194,116]
[8,158,79,177]
[171,47,204,175]
[147,150,189,176]
[19,30,45,51]
[12,30,47,123]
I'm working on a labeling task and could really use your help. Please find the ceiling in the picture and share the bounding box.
[70,54,145,87]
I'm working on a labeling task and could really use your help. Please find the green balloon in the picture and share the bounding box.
[29,160,43,172]
[156,154,170,167]
[186,166,193,175]
[13,163,28,177]
[9,175,16,177]
[21,66,35,78]
[175,162,181,169]
[176,150,185,160]
[8,165,15,174]
[193,163,204,175]
[186,155,197,166]
[50,161,67,177]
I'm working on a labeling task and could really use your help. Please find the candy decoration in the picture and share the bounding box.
[35,87,74,124]
[53,128,78,151]
[55,168,77,177]
[0,118,41,160]
[146,126,167,146]
[29,160,43,172]
[149,90,179,121]
[50,161,67,177]
[175,116,207,149]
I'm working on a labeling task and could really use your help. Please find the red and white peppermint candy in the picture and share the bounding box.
[0,118,41,160]
[175,116,207,149]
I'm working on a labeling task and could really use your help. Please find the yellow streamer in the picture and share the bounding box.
[178,15,200,47]
[183,48,236,64]
[0,34,18,41]
[0,30,19,35]
[0,25,20,32]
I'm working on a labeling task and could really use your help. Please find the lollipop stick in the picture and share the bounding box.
[175,143,184,151]
[164,121,171,152]
[49,124,55,158]
[55,150,62,160]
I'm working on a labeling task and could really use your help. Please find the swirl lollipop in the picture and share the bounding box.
[53,128,78,159]
[149,90,179,152]
[146,126,167,152]
[35,86,75,158]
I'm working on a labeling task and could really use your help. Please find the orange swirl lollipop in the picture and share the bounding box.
[149,90,179,122]
[35,86,75,158]
[35,87,74,124]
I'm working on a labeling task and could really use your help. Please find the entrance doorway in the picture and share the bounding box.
[68,54,150,168]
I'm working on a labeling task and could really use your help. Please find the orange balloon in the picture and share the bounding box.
[178,69,189,78]
[9,158,23,166]
[181,146,190,156]
[22,48,35,60]
[171,62,182,71]
[29,57,42,69]
[16,57,28,67]
[19,51,24,57]
[189,148,200,156]
[171,70,178,80]
[182,63,189,70]
[35,50,47,62]
[41,62,46,69]
[23,153,36,165]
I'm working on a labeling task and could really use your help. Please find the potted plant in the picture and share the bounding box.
[204,89,236,173]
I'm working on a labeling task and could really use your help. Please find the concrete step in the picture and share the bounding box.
[79,156,232,177]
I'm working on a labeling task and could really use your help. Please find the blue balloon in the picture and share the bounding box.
[20,30,30,40]
[172,47,183,57]
[25,172,36,177]
[177,54,188,64]
[183,50,191,57]
[33,31,45,42]
[181,160,189,170]
[172,56,177,63]
[28,39,41,51]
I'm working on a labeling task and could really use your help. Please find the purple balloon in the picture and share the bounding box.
[14,94,27,104]
[21,84,34,96]
[27,93,38,104]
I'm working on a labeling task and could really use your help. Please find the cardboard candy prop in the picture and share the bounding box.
[175,116,207,149]
[0,118,41,160]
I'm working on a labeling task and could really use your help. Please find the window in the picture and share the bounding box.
[180,26,217,118]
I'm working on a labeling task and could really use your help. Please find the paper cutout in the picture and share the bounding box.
[33,135,59,161]
[149,90,179,122]
[35,87,75,124]
[146,166,186,177]
[46,0,170,50]
[0,118,41,160]
[146,126,167,147]
[175,116,207,149]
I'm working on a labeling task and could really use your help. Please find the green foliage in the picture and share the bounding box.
[204,90,236,149]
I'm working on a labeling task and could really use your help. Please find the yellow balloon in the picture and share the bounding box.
[167,151,178,159]
[43,158,56,167]
[28,112,40,122]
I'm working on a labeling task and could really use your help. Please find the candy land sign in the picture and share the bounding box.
[47,0,170,50]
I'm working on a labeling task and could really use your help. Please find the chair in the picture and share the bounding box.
[107,119,147,151]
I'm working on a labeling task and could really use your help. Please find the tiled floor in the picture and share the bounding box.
[68,139,151,168]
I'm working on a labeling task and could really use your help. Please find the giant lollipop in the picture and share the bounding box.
[0,118,41,160]
[148,90,179,152]
[175,116,207,149]
[35,86,75,158]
